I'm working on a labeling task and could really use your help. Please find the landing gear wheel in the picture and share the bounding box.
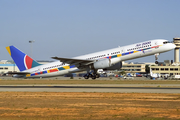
[96,74,100,78]
[84,75,89,79]
[155,61,158,64]
[89,73,93,78]
[91,75,96,80]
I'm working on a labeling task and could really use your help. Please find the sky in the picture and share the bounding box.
[1,0,180,63]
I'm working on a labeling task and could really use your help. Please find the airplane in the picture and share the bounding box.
[5,39,176,79]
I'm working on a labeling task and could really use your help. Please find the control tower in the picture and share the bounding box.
[173,38,180,63]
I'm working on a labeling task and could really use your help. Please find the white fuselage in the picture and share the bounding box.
[18,39,175,78]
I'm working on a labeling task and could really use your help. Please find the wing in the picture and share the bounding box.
[51,57,94,66]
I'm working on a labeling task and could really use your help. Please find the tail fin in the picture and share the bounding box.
[6,46,41,71]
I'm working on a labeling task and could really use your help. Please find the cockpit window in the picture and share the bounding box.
[163,41,170,44]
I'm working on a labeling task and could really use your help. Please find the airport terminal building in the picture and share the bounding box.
[150,61,180,76]
[0,61,19,74]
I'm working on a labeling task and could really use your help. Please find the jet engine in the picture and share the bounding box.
[93,57,122,70]
[93,59,111,69]
[104,61,122,70]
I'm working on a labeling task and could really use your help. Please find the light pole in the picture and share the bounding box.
[29,40,35,58]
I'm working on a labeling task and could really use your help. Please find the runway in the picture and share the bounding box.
[0,84,180,93]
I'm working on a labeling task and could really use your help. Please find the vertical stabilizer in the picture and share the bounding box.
[6,46,41,71]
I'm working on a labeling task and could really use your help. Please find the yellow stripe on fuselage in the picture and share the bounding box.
[133,51,139,53]
[117,54,122,57]
[6,46,11,56]
[63,66,70,69]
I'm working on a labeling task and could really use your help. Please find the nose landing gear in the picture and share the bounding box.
[155,53,160,64]
[155,61,159,64]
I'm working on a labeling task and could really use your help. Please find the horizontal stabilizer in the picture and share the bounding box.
[3,71,31,76]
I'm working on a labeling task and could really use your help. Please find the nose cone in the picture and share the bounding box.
[164,43,176,51]
[171,43,176,49]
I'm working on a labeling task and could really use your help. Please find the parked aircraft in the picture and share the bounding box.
[6,39,176,79]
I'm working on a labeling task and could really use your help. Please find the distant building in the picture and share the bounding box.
[0,64,19,74]
[150,60,180,76]
[121,62,155,76]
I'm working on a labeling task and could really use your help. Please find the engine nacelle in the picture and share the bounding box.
[104,62,122,70]
[93,59,111,69]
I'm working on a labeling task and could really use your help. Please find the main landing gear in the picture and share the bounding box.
[83,72,100,80]
[155,53,160,64]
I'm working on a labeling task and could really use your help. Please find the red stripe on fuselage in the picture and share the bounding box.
[49,69,58,73]
[151,45,159,48]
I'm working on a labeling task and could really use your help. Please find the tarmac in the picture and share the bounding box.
[1,76,180,93]
[0,84,180,93]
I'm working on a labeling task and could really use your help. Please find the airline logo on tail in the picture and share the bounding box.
[6,46,41,71]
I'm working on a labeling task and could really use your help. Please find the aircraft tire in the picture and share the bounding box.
[96,74,100,78]
[91,75,96,80]
[84,74,89,79]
